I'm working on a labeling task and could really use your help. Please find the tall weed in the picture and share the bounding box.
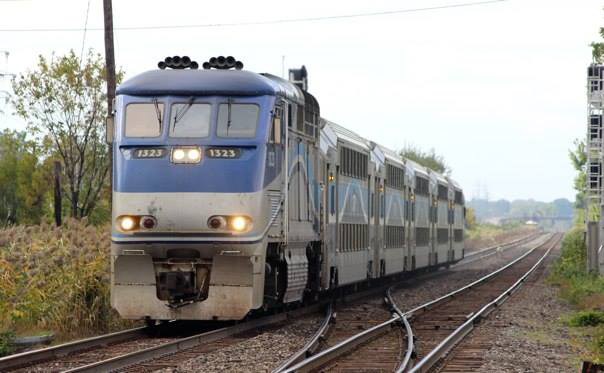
[0,219,133,344]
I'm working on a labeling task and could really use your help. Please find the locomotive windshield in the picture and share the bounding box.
[124,100,260,139]
[169,102,211,137]
[216,103,259,138]
[125,102,163,137]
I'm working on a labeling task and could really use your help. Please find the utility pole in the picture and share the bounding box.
[54,161,62,226]
[103,0,116,204]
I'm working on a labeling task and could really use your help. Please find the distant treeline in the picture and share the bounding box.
[467,198,573,222]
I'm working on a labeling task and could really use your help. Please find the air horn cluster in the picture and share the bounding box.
[202,56,244,70]
[158,56,199,70]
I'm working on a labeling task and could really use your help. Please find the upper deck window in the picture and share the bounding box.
[125,102,164,138]
[415,177,430,196]
[217,103,259,138]
[169,103,211,138]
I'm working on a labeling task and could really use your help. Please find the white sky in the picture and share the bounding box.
[0,0,600,202]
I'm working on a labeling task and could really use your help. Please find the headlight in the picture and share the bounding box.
[172,147,202,164]
[121,216,136,230]
[117,215,139,232]
[173,149,185,161]
[116,215,157,232]
[207,215,252,232]
[187,148,201,162]
[230,216,252,232]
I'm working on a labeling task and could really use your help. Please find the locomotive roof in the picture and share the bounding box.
[116,69,304,103]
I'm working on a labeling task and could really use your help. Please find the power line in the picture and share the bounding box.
[79,0,91,64]
[0,0,508,32]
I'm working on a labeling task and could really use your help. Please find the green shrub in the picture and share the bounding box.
[597,334,604,352]
[0,331,14,357]
[548,228,604,307]
[569,311,604,327]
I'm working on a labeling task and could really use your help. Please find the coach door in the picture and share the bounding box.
[373,175,383,278]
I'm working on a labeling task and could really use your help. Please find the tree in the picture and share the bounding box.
[11,50,122,219]
[465,207,476,229]
[0,130,49,225]
[399,144,451,175]
[592,27,604,63]
[569,139,586,209]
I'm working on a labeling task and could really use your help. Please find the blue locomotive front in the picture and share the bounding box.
[110,60,292,321]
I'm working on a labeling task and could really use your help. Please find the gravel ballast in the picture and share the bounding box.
[156,316,321,373]
[474,245,591,372]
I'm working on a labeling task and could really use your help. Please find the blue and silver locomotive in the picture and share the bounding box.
[108,56,465,322]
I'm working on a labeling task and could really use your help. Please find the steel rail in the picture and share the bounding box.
[0,325,153,371]
[393,232,547,372]
[282,314,400,373]
[387,287,414,372]
[284,234,551,373]
[271,303,334,373]
[407,233,561,373]
[63,304,326,373]
[403,233,552,321]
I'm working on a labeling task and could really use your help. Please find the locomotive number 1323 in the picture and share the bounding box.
[206,148,241,158]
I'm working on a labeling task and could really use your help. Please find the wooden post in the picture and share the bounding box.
[53,161,62,227]
[103,0,115,205]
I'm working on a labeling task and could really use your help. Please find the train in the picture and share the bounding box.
[107,55,466,322]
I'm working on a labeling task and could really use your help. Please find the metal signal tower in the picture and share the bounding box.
[587,64,604,272]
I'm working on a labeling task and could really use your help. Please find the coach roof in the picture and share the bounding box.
[116,69,304,103]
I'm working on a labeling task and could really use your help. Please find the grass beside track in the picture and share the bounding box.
[549,227,604,363]
[0,219,136,356]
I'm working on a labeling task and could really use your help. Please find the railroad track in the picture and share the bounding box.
[0,231,542,373]
[0,284,393,372]
[275,232,549,373]
[407,233,562,373]
[1,306,322,373]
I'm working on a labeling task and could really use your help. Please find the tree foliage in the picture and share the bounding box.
[592,27,604,63]
[399,145,450,175]
[465,207,476,229]
[0,130,50,225]
[569,139,586,209]
[11,50,121,219]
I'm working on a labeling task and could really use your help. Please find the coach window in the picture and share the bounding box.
[125,102,164,137]
[169,103,211,137]
[217,103,259,138]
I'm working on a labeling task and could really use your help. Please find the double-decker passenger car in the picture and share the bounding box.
[108,56,465,322]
